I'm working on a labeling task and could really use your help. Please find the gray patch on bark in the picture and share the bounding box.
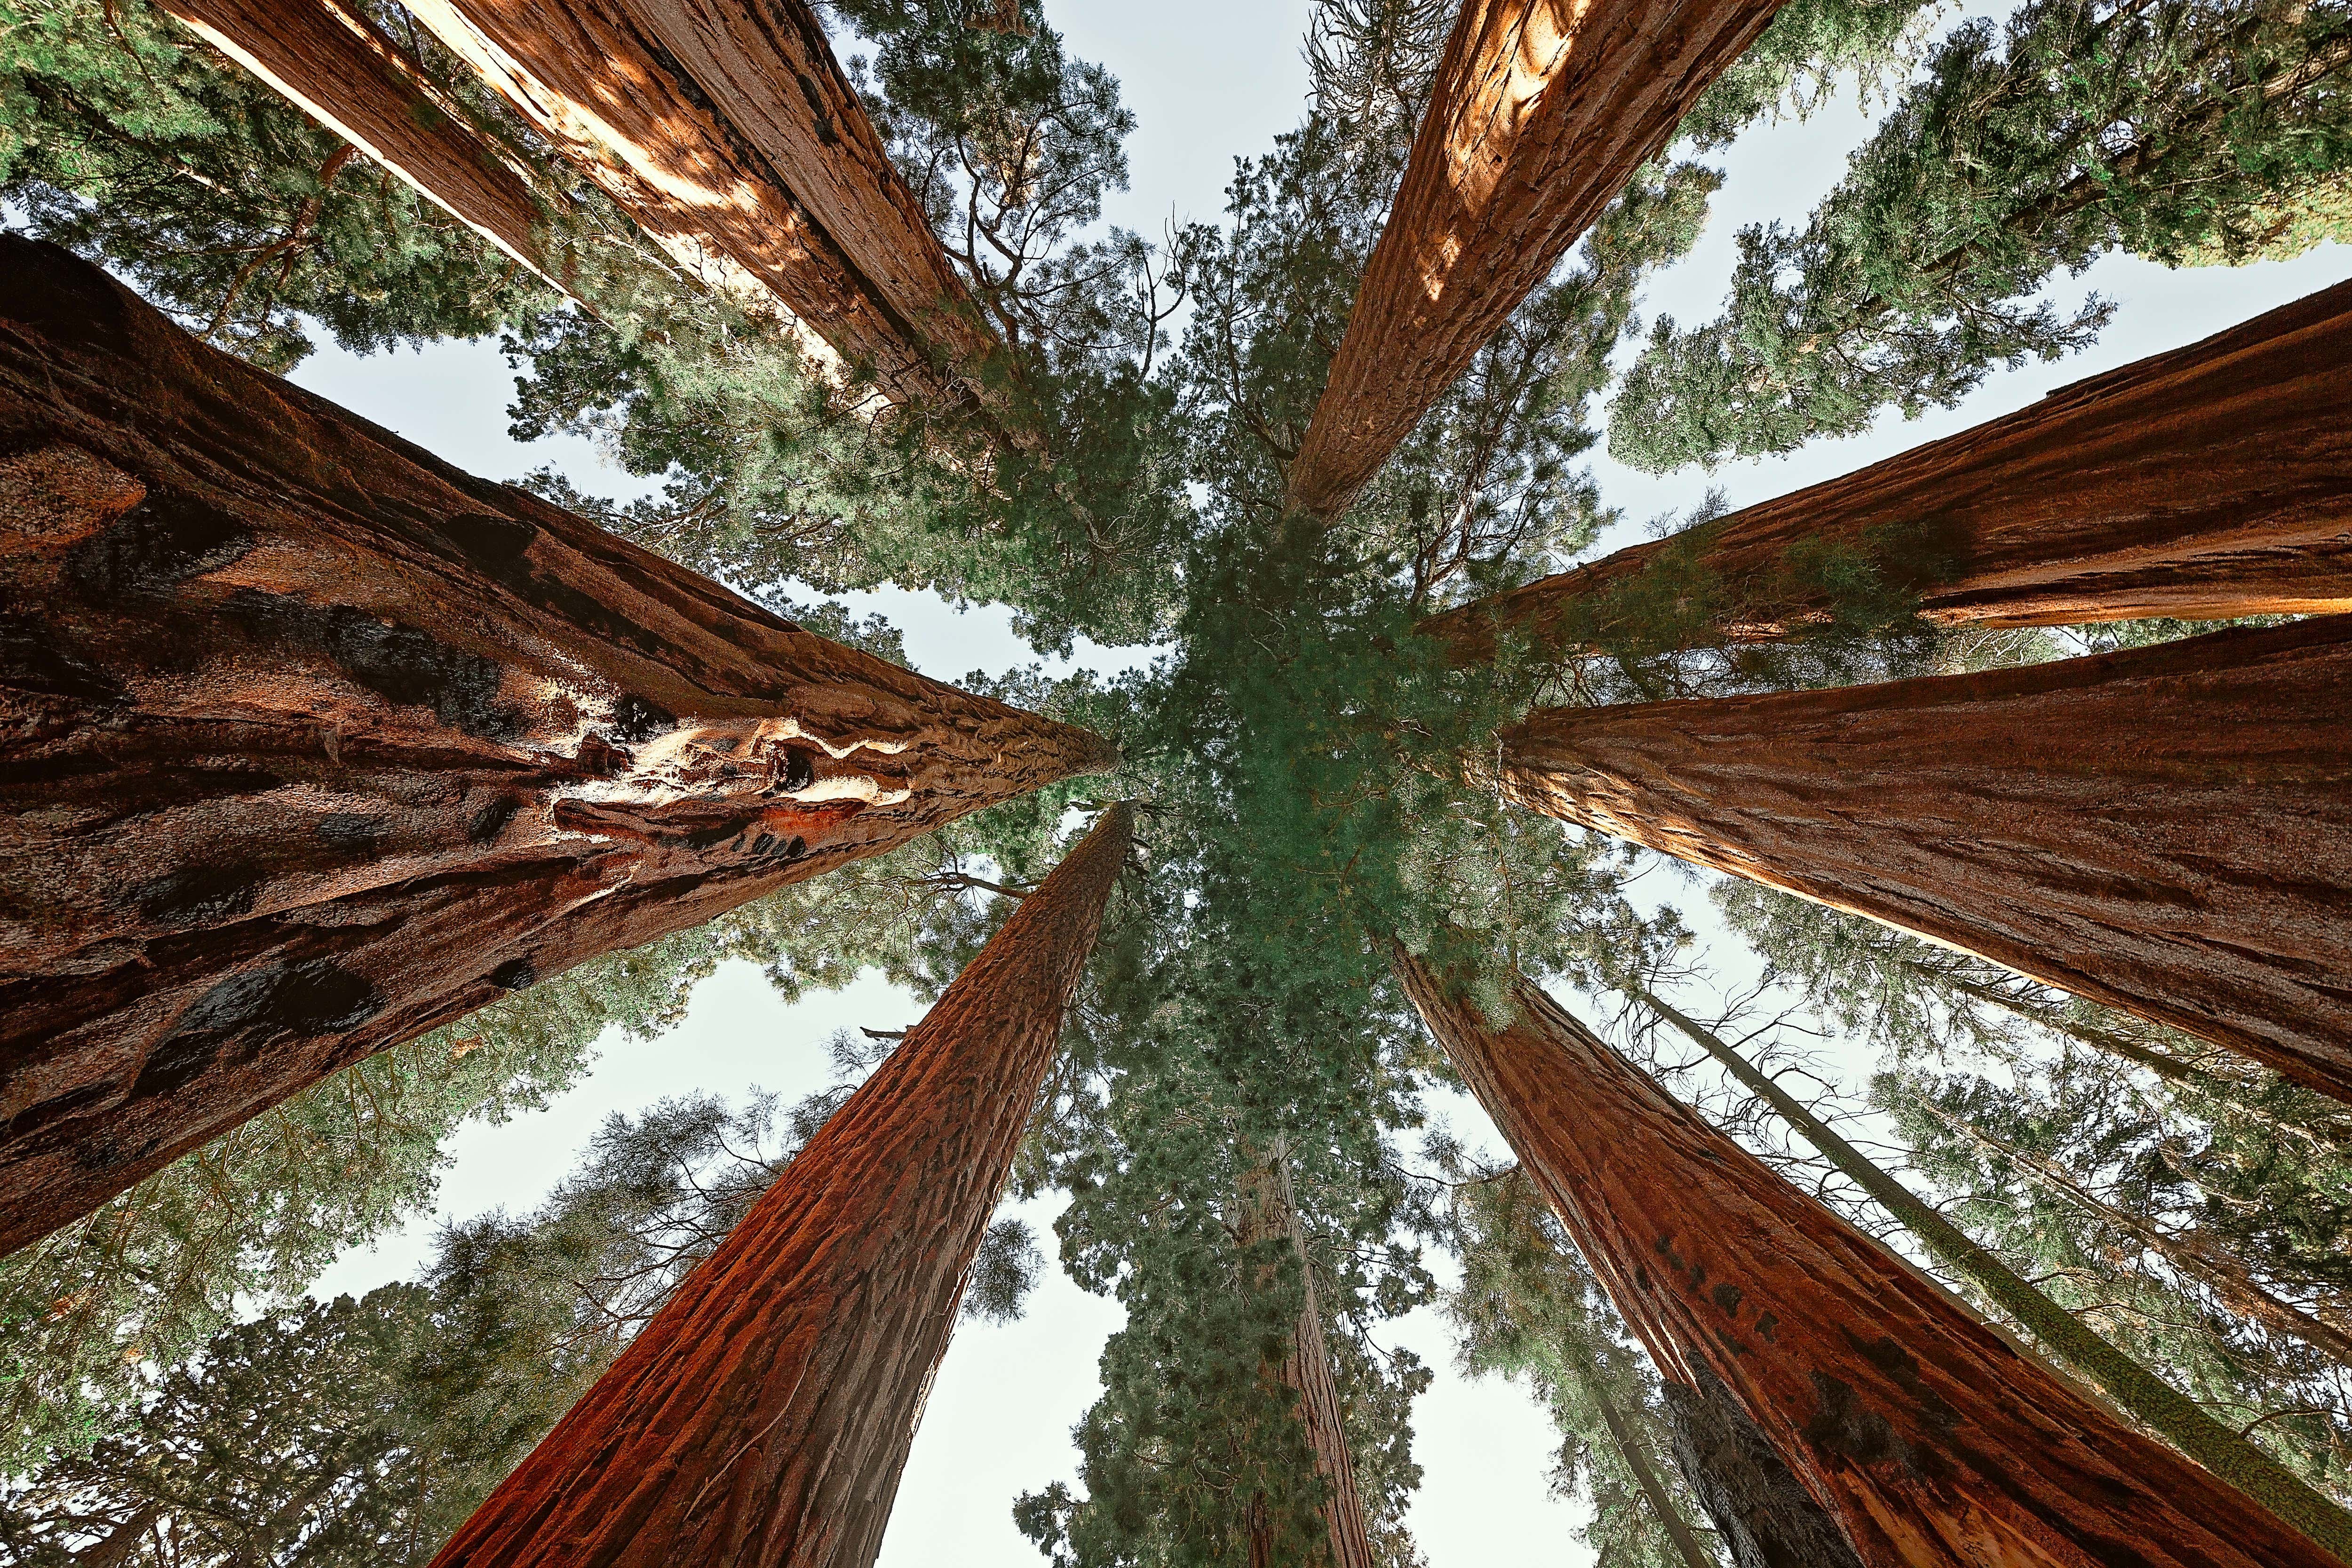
[1665,1364,1866,1568]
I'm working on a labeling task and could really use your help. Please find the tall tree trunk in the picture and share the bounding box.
[1393,953,2348,1568]
[1237,1137,1379,1568]
[1283,0,1787,519]
[1625,980,2352,1553]
[1495,616,2352,1104]
[1579,1356,1718,1568]
[69,1502,161,1568]
[159,0,575,297]
[0,236,1115,1256]
[428,804,1130,1568]
[395,0,998,409]
[1425,281,2352,661]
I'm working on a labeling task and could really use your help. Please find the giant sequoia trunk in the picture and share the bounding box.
[1393,955,2344,1568]
[395,0,997,407]
[160,0,574,297]
[1494,617,2352,1104]
[0,237,1115,1256]
[428,804,1130,1568]
[1424,281,2352,661]
[1236,1141,1379,1568]
[1283,0,1786,519]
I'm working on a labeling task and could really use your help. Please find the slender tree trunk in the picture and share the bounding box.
[0,236,1115,1256]
[1581,1361,1718,1568]
[1495,617,2352,1104]
[1237,1137,1379,1568]
[69,1502,161,1568]
[395,0,998,408]
[1393,952,2347,1568]
[1904,1093,2352,1368]
[1283,0,1788,519]
[1424,281,2352,661]
[1625,980,2352,1556]
[159,0,575,296]
[428,804,1130,1568]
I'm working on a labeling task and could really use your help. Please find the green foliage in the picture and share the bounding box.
[1675,0,1938,151]
[1613,0,2352,472]
[0,0,550,370]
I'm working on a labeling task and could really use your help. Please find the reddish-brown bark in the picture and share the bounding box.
[1284,0,1786,519]
[0,236,1115,1256]
[1494,616,2352,1104]
[397,0,996,406]
[428,804,1131,1568]
[1394,954,2343,1568]
[160,0,572,295]
[1425,281,2352,661]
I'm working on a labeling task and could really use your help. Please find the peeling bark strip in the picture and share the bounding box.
[1494,617,2352,1104]
[429,805,1131,1568]
[1425,280,2352,661]
[397,0,993,404]
[0,237,1116,1256]
[1284,0,1786,518]
[160,0,570,293]
[1393,956,2343,1568]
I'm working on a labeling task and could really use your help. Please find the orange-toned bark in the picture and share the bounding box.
[428,805,1131,1568]
[397,0,995,405]
[1494,616,2352,1104]
[0,237,1114,1255]
[160,0,570,294]
[1425,281,2352,661]
[1394,955,2342,1568]
[1285,0,1786,518]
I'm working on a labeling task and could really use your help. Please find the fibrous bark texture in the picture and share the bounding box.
[1393,955,2343,1568]
[161,0,570,293]
[428,804,1131,1568]
[397,0,994,403]
[1494,617,2352,1103]
[0,236,1115,1256]
[1425,281,2352,661]
[1284,0,1785,518]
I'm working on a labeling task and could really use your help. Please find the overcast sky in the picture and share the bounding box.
[291,2,2352,1561]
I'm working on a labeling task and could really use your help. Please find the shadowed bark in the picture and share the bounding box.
[397,0,996,404]
[1424,281,2352,661]
[1493,617,2352,1104]
[427,804,1131,1568]
[0,237,1116,1256]
[1284,0,1787,519]
[1394,954,2346,1568]
[160,0,575,295]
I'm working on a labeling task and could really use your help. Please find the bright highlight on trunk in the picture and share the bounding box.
[427,804,1131,1568]
[1425,279,2352,661]
[1492,617,2352,1103]
[1284,0,1788,519]
[0,237,1115,1256]
[1393,954,2347,1568]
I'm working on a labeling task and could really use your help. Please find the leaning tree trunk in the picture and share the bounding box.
[1283,0,1787,519]
[1496,616,2352,1106]
[1578,1357,1717,1568]
[428,804,1130,1568]
[396,0,999,409]
[160,0,577,298]
[1237,1139,1379,1568]
[1424,280,2352,661]
[0,236,1115,1256]
[1393,954,2346,1568]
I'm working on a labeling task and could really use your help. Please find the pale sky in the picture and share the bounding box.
[291,1,2352,1561]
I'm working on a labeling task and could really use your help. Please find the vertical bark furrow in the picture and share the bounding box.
[1424,280,2352,661]
[0,237,1115,1254]
[395,0,994,405]
[427,804,1132,1568]
[1285,0,1787,518]
[160,0,571,292]
[1493,617,2352,1102]
[1394,955,2342,1568]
